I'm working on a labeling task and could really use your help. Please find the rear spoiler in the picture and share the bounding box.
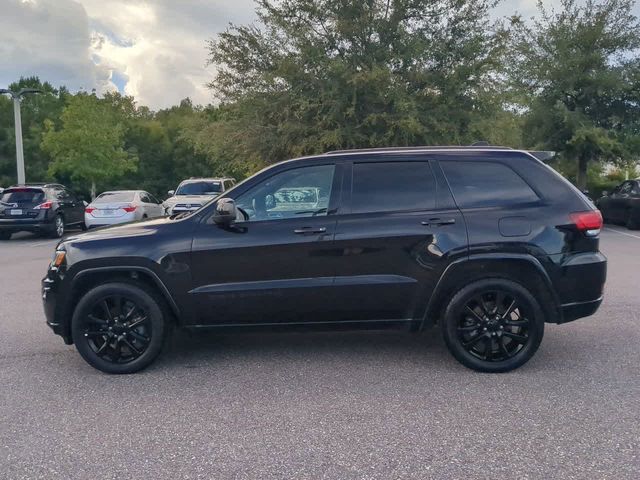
[528,151,556,162]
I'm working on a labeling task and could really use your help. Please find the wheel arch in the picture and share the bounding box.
[421,254,562,329]
[61,266,181,341]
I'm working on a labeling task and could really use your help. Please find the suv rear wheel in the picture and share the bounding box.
[442,278,544,373]
[71,282,170,374]
[51,214,65,238]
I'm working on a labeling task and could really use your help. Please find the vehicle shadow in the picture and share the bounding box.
[157,328,450,370]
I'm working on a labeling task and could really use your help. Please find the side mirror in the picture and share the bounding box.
[213,197,237,225]
[167,190,175,197]
[602,190,609,197]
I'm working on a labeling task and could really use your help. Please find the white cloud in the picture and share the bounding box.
[0,0,256,109]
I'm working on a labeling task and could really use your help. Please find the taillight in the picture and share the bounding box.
[570,210,603,236]
[34,200,53,210]
[85,207,96,214]
[122,205,137,212]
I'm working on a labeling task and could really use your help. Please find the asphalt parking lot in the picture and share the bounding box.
[1,227,639,479]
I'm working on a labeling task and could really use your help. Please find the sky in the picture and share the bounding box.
[0,0,638,110]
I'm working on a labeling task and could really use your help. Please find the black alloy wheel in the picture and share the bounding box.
[442,279,544,373]
[72,283,169,374]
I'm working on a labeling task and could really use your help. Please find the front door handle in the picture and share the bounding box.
[421,218,456,226]
[294,227,327,234]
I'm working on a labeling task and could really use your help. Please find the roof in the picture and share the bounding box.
[325,145,513,155]
[179,177,234,183]
[8,183,64,189]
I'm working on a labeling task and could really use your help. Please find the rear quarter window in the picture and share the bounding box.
[441,161,539,208]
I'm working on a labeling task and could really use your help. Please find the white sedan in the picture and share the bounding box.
[84,190,164,229]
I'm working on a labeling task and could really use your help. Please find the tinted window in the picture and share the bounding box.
[95,192,135,203]
[632,182,640,195]
[619,182,633,194]
[235,164,335,221]
[176,181,222,195]
[0,188,45,205]
[441,161,539,208]
[351,161,435,214]
[139,192,151,203]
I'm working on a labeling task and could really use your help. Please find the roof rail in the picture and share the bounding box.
[325,145,513,155]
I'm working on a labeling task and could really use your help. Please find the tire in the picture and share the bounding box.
[71,282,170,374]
[625,209,640,230]
[80,221,88,231]
[0,231,11,240]
[50,214,65,238]
[441,278,545,373]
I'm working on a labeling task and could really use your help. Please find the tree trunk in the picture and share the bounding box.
[91,180,96,200]
[576,156,589,191]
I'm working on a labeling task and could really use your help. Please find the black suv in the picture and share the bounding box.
[43,147,606,373]
[595,179,640,229]
[0,184,86,239]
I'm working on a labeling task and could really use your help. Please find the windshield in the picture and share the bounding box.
[95,191,135,203]
[0,188,45,205]
[175,181,222,195]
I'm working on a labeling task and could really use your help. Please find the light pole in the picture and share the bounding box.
[0,88,41,184]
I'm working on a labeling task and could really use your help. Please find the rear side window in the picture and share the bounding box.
[441,161,539,208]
[351,161,436,214]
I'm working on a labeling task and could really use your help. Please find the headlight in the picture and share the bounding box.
[51,249,66,268]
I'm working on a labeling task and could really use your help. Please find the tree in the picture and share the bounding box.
[510,0,640,189]
[204,0,509,164]
[0,77,67,185]
[41,94,137,198]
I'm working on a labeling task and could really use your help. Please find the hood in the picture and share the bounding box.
[163,194,218,207]
[64,216,172,244]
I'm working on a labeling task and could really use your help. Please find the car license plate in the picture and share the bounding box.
[10,209,22,215]
[103,209,116,215]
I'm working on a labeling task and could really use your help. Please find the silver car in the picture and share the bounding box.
[163,178,236,215]
[84,190,164,229]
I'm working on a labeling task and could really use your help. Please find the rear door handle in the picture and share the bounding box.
[294,227,327,234]
[421,218,456,226]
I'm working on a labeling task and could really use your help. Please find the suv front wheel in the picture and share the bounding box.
[71,282,170,374]
[442,278,544,373]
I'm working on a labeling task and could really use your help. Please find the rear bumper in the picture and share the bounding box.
[560,297,603,323]
[554,252,607,323]
[0,217,54,233]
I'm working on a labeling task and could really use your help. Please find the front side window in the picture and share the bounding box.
[351,161,436,214]
[441,161,539,208]
[619,182,633,194]
[235,164,336,221]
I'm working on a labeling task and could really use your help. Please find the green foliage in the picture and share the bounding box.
[509,0,640,188]
[42,94,137,197]
[204,0,511,163]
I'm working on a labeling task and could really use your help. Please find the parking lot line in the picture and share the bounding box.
[604,227,640,240]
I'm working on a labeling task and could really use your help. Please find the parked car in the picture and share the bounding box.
[43,146,606,374]
[85,190,164,229]
[595,179,640,229]
[0,183,86,239]
[163,177,235,215]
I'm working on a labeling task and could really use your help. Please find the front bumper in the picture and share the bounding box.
[42,269,72,344]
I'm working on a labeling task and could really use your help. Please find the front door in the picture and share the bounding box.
[330,157,468,323]
[190,162,343,325]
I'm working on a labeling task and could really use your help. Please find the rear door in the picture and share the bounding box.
[330,156,467,323]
